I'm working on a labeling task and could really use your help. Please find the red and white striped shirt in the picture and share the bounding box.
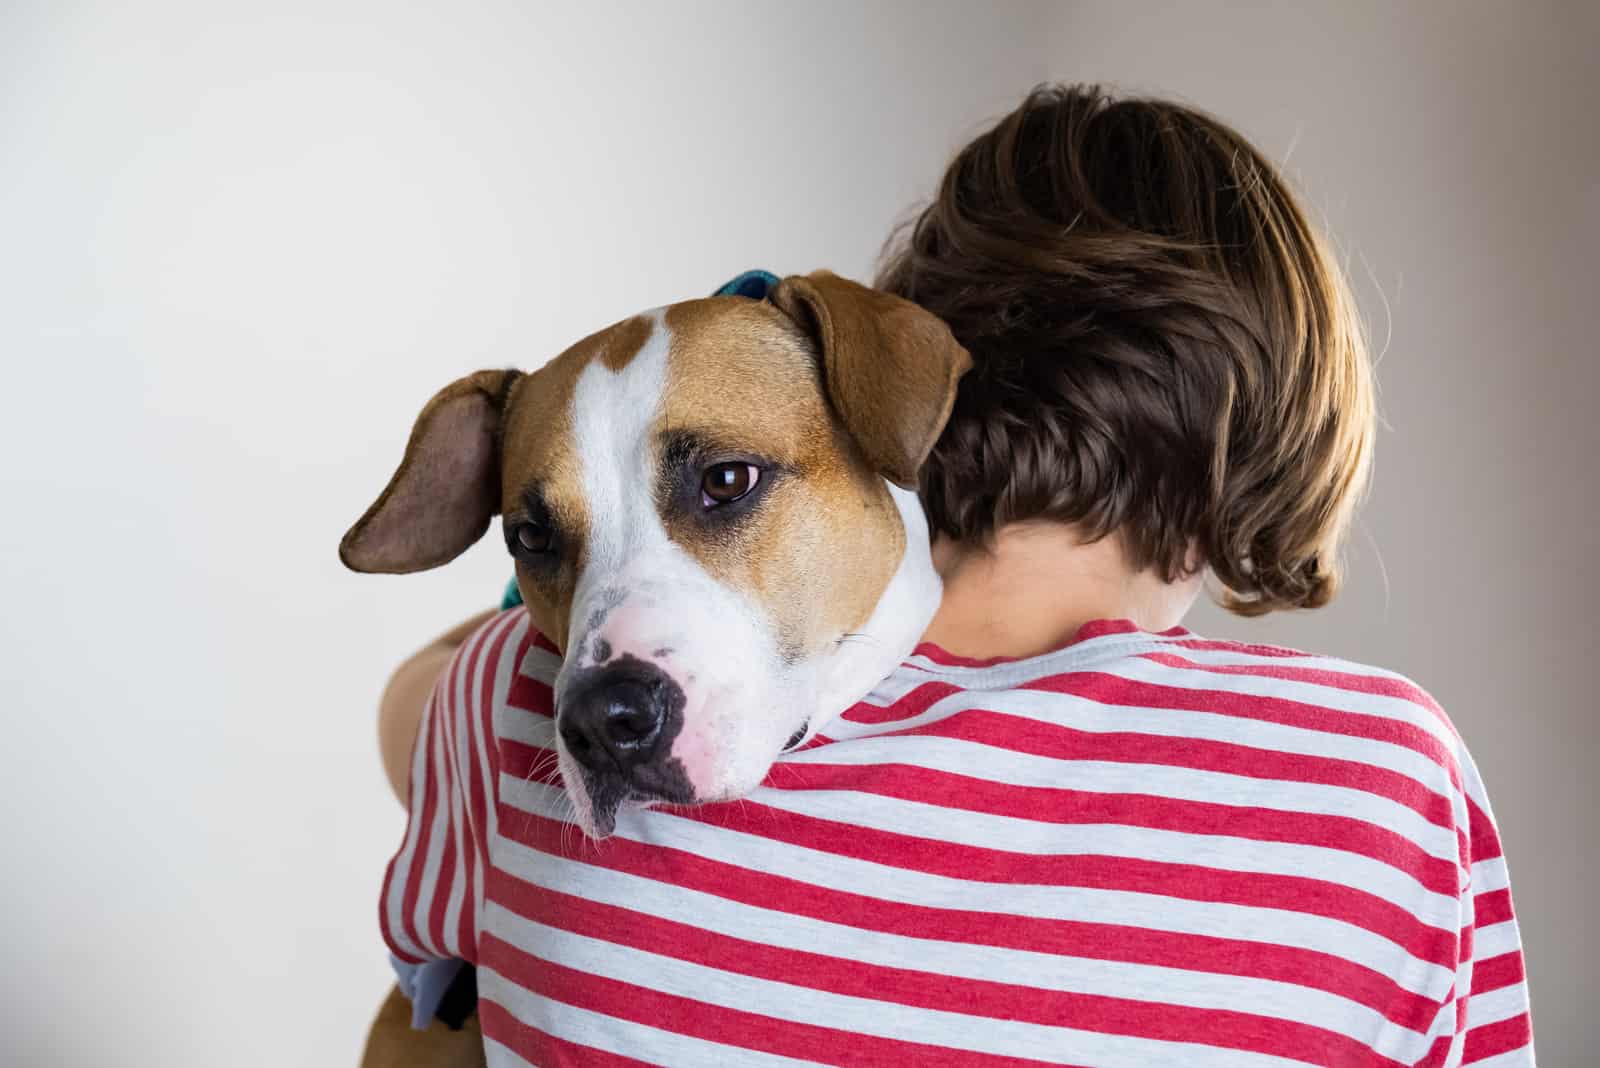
[382,608,1534,1066]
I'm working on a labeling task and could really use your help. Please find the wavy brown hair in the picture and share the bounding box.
[877,84,1374,615]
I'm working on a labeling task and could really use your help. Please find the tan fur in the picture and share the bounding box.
[340,370,514,574]
[597,313,655,372]
[770,271,972,489]
[360,985,486,1068]
[659,299,902,655]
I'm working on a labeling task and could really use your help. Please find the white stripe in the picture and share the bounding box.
[481,969,820,1067]
[439,620,483,956]
[1471,857,1512,896]
[1472,920,1524,962]
[1136,642,1430,685]
[485,902,1313,1068]
[1464,982,1530,1029]
[752,782,1460,927]
[477,612,526,924]
[481,1034,535,1068]
[841,682,1461,802]
[499,776,1457,998]
[498,700,558,749]
[784,733,1461,863]
[1091,654,1460,753]
[412,671,454,957]
[515,641,561,684]
[896,631,1169,680]
[490,833,1431,1058]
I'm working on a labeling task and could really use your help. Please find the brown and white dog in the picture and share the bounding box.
[342,271,969,838]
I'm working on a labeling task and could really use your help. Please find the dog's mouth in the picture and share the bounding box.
[576,763,696,838]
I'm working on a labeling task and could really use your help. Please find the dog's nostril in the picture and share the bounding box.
[603,691,659,746]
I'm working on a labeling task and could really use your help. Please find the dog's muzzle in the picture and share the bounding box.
[557,657,691,818]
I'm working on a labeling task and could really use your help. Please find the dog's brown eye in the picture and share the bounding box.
[515,522,553,554]
[701,463,759,507]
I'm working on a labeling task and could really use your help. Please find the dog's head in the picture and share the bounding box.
[342,272,969,836]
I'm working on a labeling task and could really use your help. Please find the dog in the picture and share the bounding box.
[342,270,969,839]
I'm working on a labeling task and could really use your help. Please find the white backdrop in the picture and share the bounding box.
[2,2,1593,1065]
[0,2,1051,1064]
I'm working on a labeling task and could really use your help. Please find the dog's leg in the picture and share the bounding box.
[359,985,486,1068]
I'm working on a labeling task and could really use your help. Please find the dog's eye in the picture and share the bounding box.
[513,522,554,554]
[701,463,760,508]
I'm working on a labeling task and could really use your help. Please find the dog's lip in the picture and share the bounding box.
[578,766,695,835]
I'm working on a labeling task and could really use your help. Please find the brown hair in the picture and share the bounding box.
[877,84,1374,615]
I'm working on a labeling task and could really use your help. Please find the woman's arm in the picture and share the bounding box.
[378,609,498,805]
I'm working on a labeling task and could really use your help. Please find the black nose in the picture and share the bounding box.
[558,661,674,776]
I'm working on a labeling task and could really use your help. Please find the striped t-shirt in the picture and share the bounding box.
[381,608,1534,1066]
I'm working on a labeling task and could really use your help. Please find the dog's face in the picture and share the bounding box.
[342,272,969,836]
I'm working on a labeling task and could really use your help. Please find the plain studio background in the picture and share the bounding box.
[2,2,1593,1063]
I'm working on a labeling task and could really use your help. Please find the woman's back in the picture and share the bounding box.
[384,609,1531,1066]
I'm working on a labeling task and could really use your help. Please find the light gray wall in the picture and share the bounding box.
[1037,2,1596,1059]
[0,2,1049,1064]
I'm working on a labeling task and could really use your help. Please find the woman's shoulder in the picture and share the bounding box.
[892,624,1467,776]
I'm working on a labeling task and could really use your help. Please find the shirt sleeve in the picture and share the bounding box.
[1430,744,1535,1066]
[379,610,517,969]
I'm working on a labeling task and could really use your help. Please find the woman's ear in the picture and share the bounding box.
[340,369,521,574]
[771,271,971,488]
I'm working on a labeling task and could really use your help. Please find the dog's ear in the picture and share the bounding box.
[340,369,520,574]
[770,271,971,489]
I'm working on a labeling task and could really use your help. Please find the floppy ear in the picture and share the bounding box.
[340,369,520,574]
[770,270,971,488]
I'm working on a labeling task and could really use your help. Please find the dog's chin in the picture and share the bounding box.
[557,748,786,841]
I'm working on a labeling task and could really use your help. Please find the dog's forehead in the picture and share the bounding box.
[659,299,824,443]
[500,298,826,485]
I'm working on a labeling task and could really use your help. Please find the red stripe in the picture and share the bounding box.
[380,650,451,965]
[486,889,1403,1068]
[1465,795,1503,862]
[1413,1031,1455,1068]
[454,621,488,958]
[1469,951,1526,996]
[476,998,657,1067]
[464,614,522,955]
[425,637,463,957]
[503,810,1441,1027]
[1474,888,1515,928]
[766,758,1462,897]
[378,856,422,965]
[398,684,445,958]
[498,740,1458,967]
[483,932,1093,1068]
[854,706,1458,830]
[1025,670,1461,781]
[1461,1012,1532,1062]
[1138,649,1452,727]
[506,679,552,716]
[836,679,965,725]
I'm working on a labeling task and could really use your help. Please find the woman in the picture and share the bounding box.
[367,86,1532,1066]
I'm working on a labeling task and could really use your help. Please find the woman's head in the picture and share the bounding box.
[878,84,1373,615]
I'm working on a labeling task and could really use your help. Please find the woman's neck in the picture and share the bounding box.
[920,522,1203,661]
